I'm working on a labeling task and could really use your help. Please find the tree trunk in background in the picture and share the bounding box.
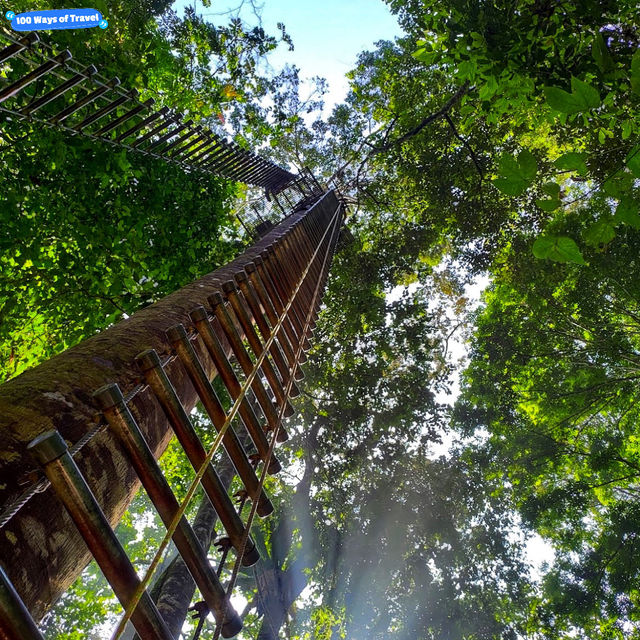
[255,421,319,639]
[255,558,308,640]
[131,421,254,639]
[135,453,235,639]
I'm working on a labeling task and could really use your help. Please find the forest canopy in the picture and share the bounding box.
[2,1,640,639]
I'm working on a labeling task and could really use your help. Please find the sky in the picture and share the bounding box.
[174,0,404,111]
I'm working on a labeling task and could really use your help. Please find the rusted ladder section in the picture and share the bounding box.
[0,28,299,191]
[0,190,345,639]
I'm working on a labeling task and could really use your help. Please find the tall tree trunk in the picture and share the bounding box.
[255,558,308,640]
[0,191,339,625]
[0,207,309,619]
[254,420,320,639]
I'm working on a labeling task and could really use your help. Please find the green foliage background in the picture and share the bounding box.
[256,1,640,637]
[0,0,296,380]
[0,126,237,381]
[5,0,640,639]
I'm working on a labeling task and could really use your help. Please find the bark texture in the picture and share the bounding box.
[0,192,339,620]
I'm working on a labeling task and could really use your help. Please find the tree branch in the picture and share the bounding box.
[444,114,484,179]
[371,81,470,154]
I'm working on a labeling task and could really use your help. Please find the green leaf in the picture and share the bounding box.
[457,59,476,80]
[479,75,498,100]
[532,236,586,264]
[537,179,562,210]
[413,47,436,65]
[544,86,580,114]
[554,152,588,176]
[544,77,600,114]
[584,220,615,247]
[592,32,613,73]
[493,177,518,196]
[631,49,640,94]
[518,150,537,181]
[493,150,538,196]
[536,198,561,212]
[603,172,633,198]
[570,76,601,110]
[614,198,640,228]
[542,182,561,197]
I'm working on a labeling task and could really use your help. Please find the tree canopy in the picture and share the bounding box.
[4,1,640,639]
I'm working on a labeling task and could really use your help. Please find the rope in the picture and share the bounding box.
[0,356,172,529]
[212,202,344,640]
[0,421,106,528]
[109,203,341,639]
[191,613,206,640]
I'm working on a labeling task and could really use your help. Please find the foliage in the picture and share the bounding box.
[232,225,536,639]
[455,218,640,637]
[0,125,237,381]
[258,1,640,637]
[8,0,640,638]
[315,449,531,640]
[0,0,297,381]
[301,0,637,274]
[405,0,640,263]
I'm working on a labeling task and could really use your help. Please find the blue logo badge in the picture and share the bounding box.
[9,9,107,31]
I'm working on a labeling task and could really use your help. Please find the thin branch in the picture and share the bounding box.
[327,125,386,185]
[444,114,484,179]
[442,320,466,361]
[240,598,256,621]
[301,389,327,402]
[371,81,470,154]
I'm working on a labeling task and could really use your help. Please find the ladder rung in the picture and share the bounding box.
[208,292,289,442]
[189,306,281,473]
[135,348,261,566]
[93,383,242,637]
[27,430,175,640]
[166,324,274,517]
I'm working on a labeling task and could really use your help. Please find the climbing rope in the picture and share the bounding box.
[109,201,342,639]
